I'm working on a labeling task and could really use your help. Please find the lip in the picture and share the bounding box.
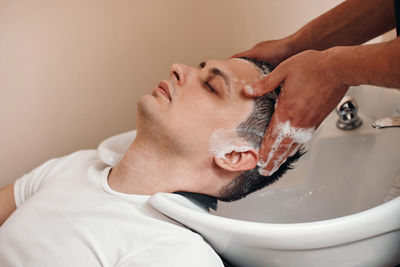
[156,80,172,101]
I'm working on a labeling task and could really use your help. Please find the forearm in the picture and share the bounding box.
[289,0,396,53]
[330,37,400,88]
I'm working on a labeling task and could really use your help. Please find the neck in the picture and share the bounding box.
[108,134,207,196]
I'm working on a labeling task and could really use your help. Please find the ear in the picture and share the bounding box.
[214,149,259,172]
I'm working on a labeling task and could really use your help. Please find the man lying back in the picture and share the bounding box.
[0,57,302,266]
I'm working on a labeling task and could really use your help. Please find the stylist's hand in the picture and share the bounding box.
[242,49,349,176]
[232,37,299,66]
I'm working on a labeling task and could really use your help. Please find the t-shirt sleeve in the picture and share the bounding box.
[13,157,62,207]
[13,150,98,207]
[119,235,224,267]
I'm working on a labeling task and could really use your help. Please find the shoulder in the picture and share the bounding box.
[55,149,99,165]
[13,149,101,207]
[40,149,107,182]
[16,149,99,184]
[29,149,98,171]
[119,234,223,267]
[43,149,101,172]
[170,234,223,266]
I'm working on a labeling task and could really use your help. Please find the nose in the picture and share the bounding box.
[170,63,191,86]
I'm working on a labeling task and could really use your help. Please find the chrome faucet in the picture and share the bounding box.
[336,96,363,130]
[372,116,400,128]
[372,103,400,129]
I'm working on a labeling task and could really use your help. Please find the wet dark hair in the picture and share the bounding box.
[217,57,304,202]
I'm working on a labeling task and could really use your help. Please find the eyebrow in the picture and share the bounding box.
[199,61,231,95]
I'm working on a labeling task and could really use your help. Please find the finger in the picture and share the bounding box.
[231,50,250,59]
[267,141,299,174]
[242,67,286,97]
[287,142,301,158]
[257,114,281,167]
[231,48,259,59]
[231,45,272,60]
[262,137,294,174]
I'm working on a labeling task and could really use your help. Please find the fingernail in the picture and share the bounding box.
[257,158,267,168]
[244,85,254,95]
[258,167,270,176]
[269,165,279,176]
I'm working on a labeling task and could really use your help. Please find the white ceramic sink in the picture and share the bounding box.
[215,112,400,224]
[150,118,400,266]
[99,85,400,267]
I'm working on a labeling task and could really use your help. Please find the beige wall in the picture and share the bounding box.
[0,0,343,186]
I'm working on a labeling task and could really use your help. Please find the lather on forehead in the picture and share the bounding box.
[231,57,271,77]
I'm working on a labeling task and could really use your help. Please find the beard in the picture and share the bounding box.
[135,95,185,156]
[135,94,211,160]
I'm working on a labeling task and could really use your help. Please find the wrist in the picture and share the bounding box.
[285,31,305,57]
[324,46,362,87]
[329,39,400,89]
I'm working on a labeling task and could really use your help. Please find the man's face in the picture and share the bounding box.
[137,59,263,159]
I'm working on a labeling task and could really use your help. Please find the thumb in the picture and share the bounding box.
[231,47,265,60]
[231,49,256,59]
[243,67,286,97]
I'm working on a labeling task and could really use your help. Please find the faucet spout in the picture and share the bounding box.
[372,117,400,129]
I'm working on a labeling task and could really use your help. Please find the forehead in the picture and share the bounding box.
[206,58,263,84]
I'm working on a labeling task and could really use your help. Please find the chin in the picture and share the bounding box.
[136,95,169,136]
[137,95,161,120]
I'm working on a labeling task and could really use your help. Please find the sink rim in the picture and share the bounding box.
[150,192,400,250]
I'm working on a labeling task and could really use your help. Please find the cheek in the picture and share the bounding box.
[166,89,253,142]
[173,92,227,124]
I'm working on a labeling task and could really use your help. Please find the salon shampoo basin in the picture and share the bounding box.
[149,115,400,266]
[98,85,400,267]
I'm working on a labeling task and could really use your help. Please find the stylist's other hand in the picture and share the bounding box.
[232,37,298,66]
[244,49,349,176]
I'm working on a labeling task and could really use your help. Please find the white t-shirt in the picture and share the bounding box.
[0,150,223,267]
